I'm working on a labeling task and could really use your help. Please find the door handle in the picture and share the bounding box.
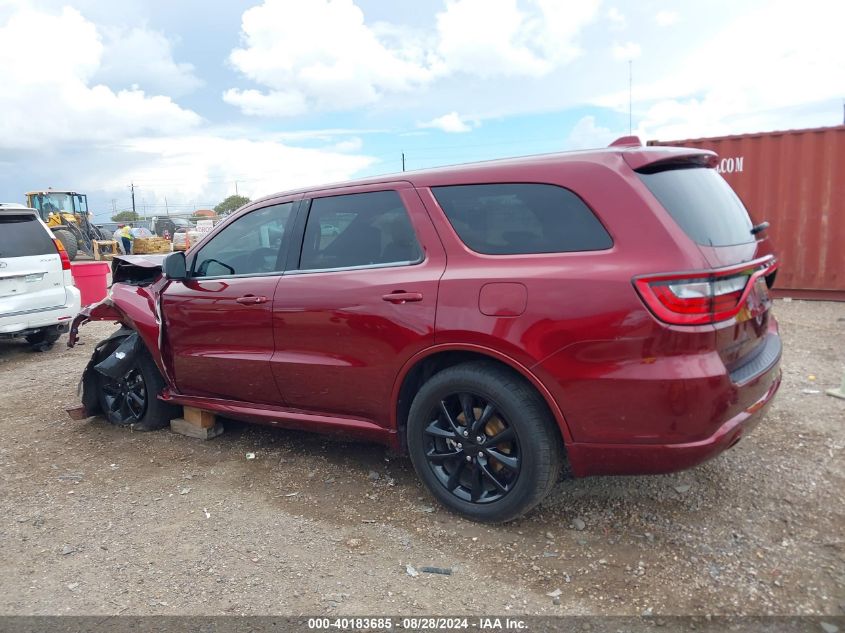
[236,295,268,305]
[382,291,423,304]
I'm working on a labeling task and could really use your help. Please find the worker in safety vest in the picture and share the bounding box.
[118,225,134,254]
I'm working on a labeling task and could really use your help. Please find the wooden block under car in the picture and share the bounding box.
[183,406,217,428]
[170,417,224,440]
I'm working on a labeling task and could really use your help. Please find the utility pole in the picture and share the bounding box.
[130,182,136,217]
[164,196,170,216]
[235,181,239,196]
[401,152,406,172]
[111,199,116,215]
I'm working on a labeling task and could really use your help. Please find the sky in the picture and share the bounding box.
[0,0,842,221]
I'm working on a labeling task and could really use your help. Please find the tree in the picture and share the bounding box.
[111,210,139,222]
[214,195,250,215]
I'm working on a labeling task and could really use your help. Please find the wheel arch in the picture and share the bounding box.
[391,344,574,453]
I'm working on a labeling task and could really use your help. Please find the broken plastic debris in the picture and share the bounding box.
[245,452,256,460]
[405,564,419,577]
[801,389,821,394]
[115,352,126,360]
[420,566,452,575]
[546,588,562,598]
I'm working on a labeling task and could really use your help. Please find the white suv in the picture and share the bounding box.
[0,203,81,350]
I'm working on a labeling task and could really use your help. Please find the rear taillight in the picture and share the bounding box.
[634,258,777,325]
[54,239,72,271]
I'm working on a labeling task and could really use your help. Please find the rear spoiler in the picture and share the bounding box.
[607,136,717,172]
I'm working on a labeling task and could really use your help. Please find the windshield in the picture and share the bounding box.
[637,167,755,247]
[30,193,76,217]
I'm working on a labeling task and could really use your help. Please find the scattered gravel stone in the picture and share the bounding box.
[572,518,586,531]
[820,623,839,633]
[674,484,691,493]
[61,545,76,556]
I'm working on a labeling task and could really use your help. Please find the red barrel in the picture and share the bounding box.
[71,261,110,306]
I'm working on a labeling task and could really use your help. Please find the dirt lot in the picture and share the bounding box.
[0,299,842,616]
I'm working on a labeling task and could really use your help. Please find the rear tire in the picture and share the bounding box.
[26,327,61,352]
[407,361,563,523]
[95,337,177,431]
[53,229,77,260]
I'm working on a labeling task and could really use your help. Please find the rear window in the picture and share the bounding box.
[638,166,754,247]
[431,183,612,255]
[0,215,56,257]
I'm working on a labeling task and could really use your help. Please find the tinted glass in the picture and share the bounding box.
[299,191,421,270]
[192,203,293,277]
[638,167,754,247]
[432,183,612,255]
[0,215,56,257]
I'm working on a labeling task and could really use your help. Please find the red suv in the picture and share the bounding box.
[70,138,781,522]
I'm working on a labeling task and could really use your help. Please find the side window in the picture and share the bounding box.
[192,203,294,277]
[299,191,422,271]
[431,183,612,255]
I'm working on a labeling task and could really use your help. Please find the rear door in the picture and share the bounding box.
[270,184,446,427]
[0,213,66,315]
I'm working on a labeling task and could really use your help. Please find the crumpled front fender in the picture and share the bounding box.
[77,327,136,418]
[68,277,173,386]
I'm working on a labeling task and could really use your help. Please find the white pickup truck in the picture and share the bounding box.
[0,203,81,350]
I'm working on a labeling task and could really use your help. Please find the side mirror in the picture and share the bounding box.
[162,251,187,280]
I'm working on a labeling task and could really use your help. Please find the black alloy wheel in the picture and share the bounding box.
[424,392,521,504]
[98,367,148,425]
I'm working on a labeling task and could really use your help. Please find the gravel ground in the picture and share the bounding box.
[0,299,842,616]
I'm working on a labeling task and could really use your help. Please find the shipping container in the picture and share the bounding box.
[649,125,845,300]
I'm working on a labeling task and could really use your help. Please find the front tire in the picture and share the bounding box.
[407,361,563,523]
[95,337,176,431]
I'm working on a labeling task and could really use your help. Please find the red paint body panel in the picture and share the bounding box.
[72,144,784,479]
[271,185,446,427]
[650,125,845,299]
[161,275,284,404]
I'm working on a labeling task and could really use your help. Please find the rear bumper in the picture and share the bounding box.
[0,288,81,336]
[566,367,781,477]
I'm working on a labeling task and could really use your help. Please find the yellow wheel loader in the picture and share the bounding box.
[25,190,105,260]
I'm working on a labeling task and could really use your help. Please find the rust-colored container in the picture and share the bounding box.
[649,126,845,300]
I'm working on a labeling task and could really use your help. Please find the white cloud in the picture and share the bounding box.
[614,0,845,140]
[611,41,641,61]
[0,4,376,213]
[655,10,679,27]
[0,6,200,150]
[606,7,626,29]
[418,112,476,133]
[108,136,375,204]
[226,0,434,115]
[565,115,617,150]
[223,88,309,117]
[225,0,601,116]
[434,0,549,78]
[95,26,202,97]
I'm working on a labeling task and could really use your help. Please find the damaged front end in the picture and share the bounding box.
[67,254,171,420]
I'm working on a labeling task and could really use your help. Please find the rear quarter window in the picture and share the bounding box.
[637,166,754,247]
[0,215,56,257]
[431,183,612,255]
